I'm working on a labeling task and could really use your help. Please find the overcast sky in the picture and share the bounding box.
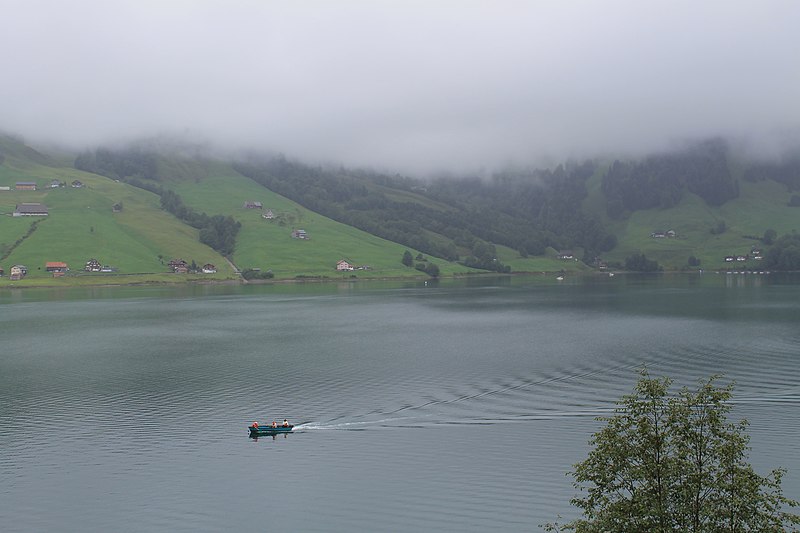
[2,1,798,174]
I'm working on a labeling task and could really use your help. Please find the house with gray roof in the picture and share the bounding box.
[13,203,49,216]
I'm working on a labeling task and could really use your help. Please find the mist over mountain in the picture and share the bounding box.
[2,2,799,176]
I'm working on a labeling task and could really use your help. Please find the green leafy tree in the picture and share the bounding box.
[764,234,800,270]
[402,250,413,267]
[763,228,777,245]
[711,220,727,235]
[425,262,440,278]
[624,253,660,272]
[545,370,798,532]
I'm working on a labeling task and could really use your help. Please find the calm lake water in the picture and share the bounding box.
[1,274,799,532]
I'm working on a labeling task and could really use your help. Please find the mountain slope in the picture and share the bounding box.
[0,147,236,283]
[3,133,799,284]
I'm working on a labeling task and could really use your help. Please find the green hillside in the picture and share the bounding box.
[0,136,236,286]
[598,179,798,270]
[2,133,798,286]
[172,171,583,278]
[172,174,554,278]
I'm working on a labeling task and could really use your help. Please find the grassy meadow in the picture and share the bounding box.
[0,161,235,285]
[172,174,477,279]
[600,180,798,270]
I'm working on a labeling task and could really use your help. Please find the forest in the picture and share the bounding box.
[601,138,739,218]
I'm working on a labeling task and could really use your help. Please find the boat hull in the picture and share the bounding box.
[249,425,293,436]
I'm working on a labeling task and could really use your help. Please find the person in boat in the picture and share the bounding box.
[252,421,259,428]
[271,421,277,428]
[282,419,289,427]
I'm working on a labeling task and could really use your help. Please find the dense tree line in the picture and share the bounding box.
[763,234,800,271]
[159,190,241,256]
[743,158,800,191]
[602,138,739,219]
[75,148,158,181]
[624,253,661,272]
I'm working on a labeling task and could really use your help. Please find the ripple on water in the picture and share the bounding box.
[2,281,799,532]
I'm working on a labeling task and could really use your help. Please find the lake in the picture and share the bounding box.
[1,274,798,532]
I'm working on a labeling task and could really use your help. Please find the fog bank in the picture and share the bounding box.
[2,1,799,174]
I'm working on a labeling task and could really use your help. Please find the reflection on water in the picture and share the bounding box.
[1,274,798,532]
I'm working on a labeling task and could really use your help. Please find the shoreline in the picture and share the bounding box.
[0,268,785,291]
[0,269,575,290]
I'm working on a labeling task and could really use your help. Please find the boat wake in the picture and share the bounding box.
[293,363,647,432]
[293,416,421,431]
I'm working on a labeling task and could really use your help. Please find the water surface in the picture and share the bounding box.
[1,274,798,531]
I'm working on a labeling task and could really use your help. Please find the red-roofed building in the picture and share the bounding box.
[45,262,68,272]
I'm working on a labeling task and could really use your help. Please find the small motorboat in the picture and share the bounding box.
[249,423,294,437]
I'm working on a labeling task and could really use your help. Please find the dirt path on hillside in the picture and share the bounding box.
[224,256,246,283]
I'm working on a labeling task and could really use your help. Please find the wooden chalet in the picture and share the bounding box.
[168,259,189,273]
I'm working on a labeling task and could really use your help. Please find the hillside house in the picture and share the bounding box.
[15,182,37,191]
[725,256,735,262]
[262,209,275,220]
[50,179,61,188]
[10,265,25,280]
[71,180,83,188]
[650,229,677,238]
[558,250,574,260]
[46,262,68,273]
[202,264,217,274]
[336,260,354,271]
[291,229,308,239]
[85,259,102,272]
[0,266,4,276]
[168,259,189,273]
[13,203,49,216]
[243,201,263,209]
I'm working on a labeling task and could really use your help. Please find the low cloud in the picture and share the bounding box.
[2,1,799,174]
